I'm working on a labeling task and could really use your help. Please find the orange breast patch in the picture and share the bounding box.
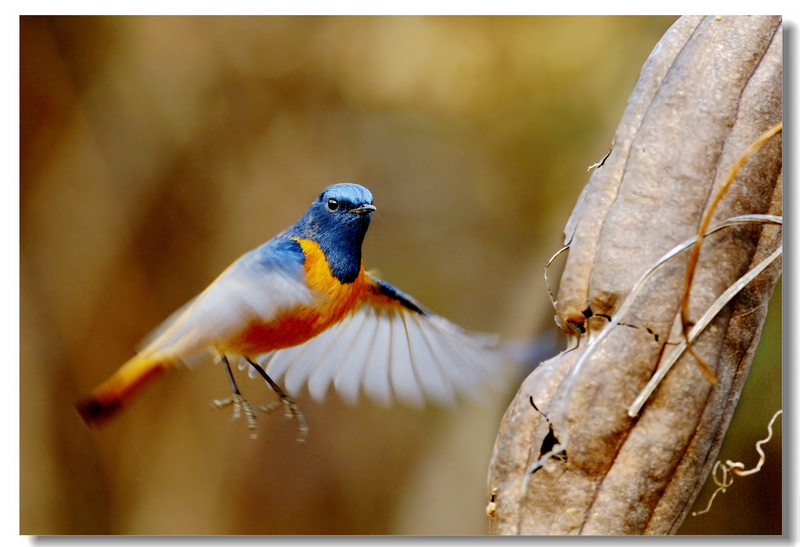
[220,237,368,357]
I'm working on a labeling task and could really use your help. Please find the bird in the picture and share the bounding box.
[76,183,504,439]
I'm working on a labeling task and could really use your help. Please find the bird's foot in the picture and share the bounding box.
[246,358,309,442]
[261,394,308,442]
[212,393,259,440]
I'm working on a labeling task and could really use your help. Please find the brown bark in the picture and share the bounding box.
[487,15,782,535]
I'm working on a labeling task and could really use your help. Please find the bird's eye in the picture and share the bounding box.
[327,198,339,211]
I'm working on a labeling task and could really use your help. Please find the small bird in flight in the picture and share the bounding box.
[76,183,504,439]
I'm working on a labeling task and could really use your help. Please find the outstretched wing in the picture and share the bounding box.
[76,237,315,427]
[251,272,505,407]
[138,237,314,363]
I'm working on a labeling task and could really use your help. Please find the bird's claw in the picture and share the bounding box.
[212,392,307,441]
[212,394,259,440]
[261,395,308,442]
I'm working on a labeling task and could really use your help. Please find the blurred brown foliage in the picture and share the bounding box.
[20,15,779,535]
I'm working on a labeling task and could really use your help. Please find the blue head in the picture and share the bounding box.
[286,184,376,283]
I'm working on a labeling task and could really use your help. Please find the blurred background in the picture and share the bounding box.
[20,15,781,535]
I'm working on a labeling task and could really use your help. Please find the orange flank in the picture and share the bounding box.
[220,237,369,356]
[76,354,168,427]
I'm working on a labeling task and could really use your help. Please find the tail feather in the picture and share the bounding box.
[76,354,169,427]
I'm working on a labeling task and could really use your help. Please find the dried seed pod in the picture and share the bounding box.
[488,15,782,535]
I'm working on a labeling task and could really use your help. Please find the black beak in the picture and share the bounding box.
[349,204,377,215]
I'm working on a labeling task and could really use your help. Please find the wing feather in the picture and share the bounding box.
[263,341,308,384]
[333,305,381,404]
[307,310,368,402]
[360,307,394,406]
[136,237,312,365]
[283,323,340,395]
[389,310,425,408]
[256,273,504,407]
[403,311,455,406]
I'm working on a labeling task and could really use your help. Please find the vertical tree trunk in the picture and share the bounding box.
[487,15,782,535]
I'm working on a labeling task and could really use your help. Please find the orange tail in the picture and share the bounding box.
[76,354,169,427]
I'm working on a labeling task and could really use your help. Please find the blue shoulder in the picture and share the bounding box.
[239,236,306,276]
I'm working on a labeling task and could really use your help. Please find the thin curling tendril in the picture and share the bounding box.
[692,409,781,516]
